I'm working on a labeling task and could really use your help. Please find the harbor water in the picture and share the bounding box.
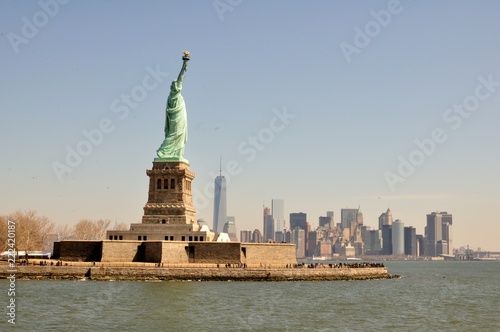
[1,261,499,331]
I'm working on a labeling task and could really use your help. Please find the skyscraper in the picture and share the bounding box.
[262,206,273,241]
[319,211,334,229]
[341,208,358,230]
[319,214,333,229]
[240,230,252,243]
[441,214,453,255]
[378,208,393,230]
[289,213,307,257]
[416,234,425,257]
[272,199,285,232]
[275,231,284,243]
[213,167,227,234]
[292,228,306,258]
[404,226,417,256]
[290,213,307,231]
[350,207,363,243]
[223,216,238,241]
[307,231,318,257]
[263,214,275,242]
[392,219,404,256]
[381,224,392,255]
[251,229,262,243]
[425,212,453,256]
[362,226,383,255]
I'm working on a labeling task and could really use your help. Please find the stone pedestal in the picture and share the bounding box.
[142,161,197,228]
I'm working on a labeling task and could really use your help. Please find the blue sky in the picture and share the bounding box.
[1,0,499,250]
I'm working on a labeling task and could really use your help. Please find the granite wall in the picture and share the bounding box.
[101,241,145,262]
[54,241,102,262]
[53,241,297,266]
[187,242,241,264]
[243,243,296,266]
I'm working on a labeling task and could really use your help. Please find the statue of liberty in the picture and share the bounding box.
[156,51,190,162]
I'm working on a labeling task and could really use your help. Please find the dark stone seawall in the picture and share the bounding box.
[0,266,394,281]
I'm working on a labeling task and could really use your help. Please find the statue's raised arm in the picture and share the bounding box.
[177,51,190,84]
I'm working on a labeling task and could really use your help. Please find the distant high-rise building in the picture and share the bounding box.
[307,231,318,257]
[263,215,275,242]
[213,168,227,234]
[240,230,252,243]
[262,206,271,235]
[356,207,363,226]
[341,208,358,230]
[392,220,404,256]
[381,224,392,255]
[404,226,417,256]
[319,211,333,229]
[437,240,448,257]
[275,231,284,243]
[290,213,307,231]
[378,208,393,230]
[293,228,306,258]
[362,227,383,255]
[342,207,363,244]
[425,212,453,256]
[416,234,425,257]
[272,199,285,232]
[251,229,262,243]
[262,206,273,241]
[442,214,453,255]
[350,223,362,243]
[223,217,238,241]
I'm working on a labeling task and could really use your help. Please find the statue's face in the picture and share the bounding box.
[170,81,179,92]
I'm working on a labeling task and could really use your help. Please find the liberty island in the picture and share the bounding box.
[1,52,391,281]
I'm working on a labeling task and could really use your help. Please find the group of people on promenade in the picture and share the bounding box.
[14,260,384,269]
[289,262,385,269]
[213,262,385,269]
[18,260,69,266]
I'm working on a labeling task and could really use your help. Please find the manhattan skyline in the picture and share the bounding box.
[1,1,499,250]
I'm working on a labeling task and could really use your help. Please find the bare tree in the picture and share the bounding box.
[0,215,8,252]
[73,219,112,240]
[1,212,121,251]
[1,210,55,251]
[94,219,111,240]
[55,224,74,241]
